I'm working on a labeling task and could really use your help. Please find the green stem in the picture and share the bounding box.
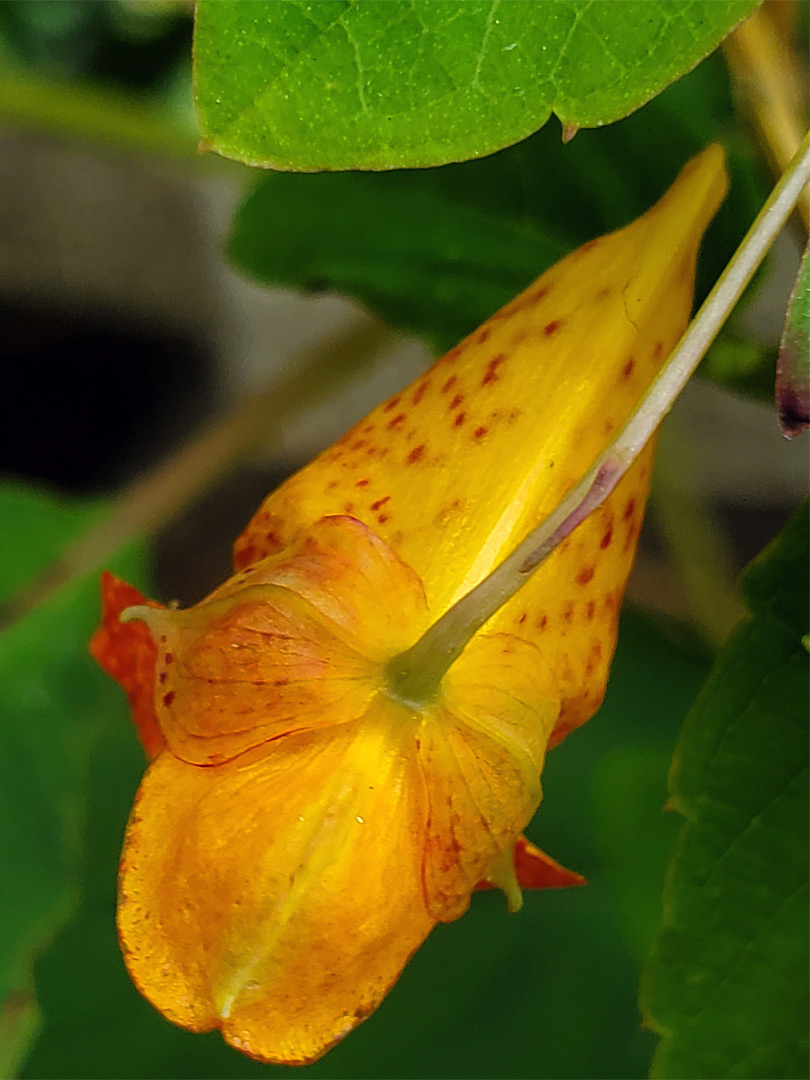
[387,131,810,706]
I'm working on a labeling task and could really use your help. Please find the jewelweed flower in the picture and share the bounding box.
[91,146,727,1065]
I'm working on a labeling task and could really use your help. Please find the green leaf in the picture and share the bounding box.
[592,746,682,966]
[699,328,775,403]
[229,52,768,358]
[642,505,810,1080]
[193,0,757,171]
[776,241,810,437]
[229,168,570,352]
[0,484,149,1077]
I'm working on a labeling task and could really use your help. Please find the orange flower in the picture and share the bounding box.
[91,146,727,1065]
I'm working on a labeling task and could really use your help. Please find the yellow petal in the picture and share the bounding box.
[213,514,428,656]
[132,516,428,764]
[418,631,559,919]
[118,633,561,1062]
[118,706,431,1066]
[235,147,728,738]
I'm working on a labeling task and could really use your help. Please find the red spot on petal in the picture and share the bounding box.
[518,613,527,625]
[600,526,614,549]
[654,341,664,359]
[164,653,173,665]
[383,396,401,413]
[407,445,425,464]
[577,566,594,585]
[453,412,466,427]
[623,498,636,521]
[378,514,389,524]
[473,426,488,440]
[441,375,457,394]
[327,480,339,489]
[477,328,491,344]
[449,393,465,410]
[162,691,175,708]
[343,502,355,513]
[234,543,256,569]
[537,615,548,629]
[370,496,390,511]
[587,600,596,620]
[355,478,370,488]
[482,354,506,386]
[532,284,551,302]
[412,381,429,405]
[544,320,562,336]
[622,357,635,380]
[387,413,407,430]
[563,605,574,624]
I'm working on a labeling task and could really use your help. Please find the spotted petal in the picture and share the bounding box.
[235,146,729,741]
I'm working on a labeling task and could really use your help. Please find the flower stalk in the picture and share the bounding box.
[388,130,810,704]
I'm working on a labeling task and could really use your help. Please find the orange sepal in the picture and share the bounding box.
[514,835,586,889]
[475,836,585,894]
[89,571,165,760]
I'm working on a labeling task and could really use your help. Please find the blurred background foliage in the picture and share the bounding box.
[0,2,806,1078]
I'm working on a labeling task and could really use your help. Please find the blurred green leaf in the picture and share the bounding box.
[230,169,570,352]
[700,328,775,402]
[228,52,769,371]
[592,747,682,966]
[194,0,756,170]
[0,0,191,91]
[642,504,810,1080]
[776,241,810,437]
[23,610,708,1080]
[0,484,149,1077]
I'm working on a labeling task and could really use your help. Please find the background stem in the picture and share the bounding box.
[0,318,394,630]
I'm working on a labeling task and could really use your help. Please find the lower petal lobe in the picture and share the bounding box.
[119,710,432,1065]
